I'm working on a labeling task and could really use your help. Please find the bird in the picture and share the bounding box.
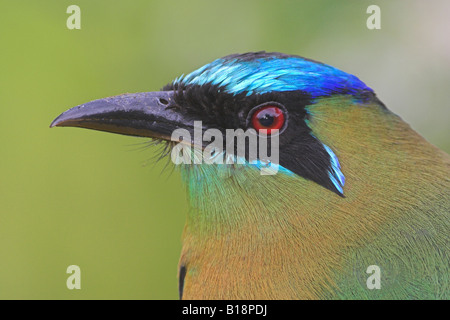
[51,52,449,300]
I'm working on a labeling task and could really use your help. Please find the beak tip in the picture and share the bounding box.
[49,116,63,128]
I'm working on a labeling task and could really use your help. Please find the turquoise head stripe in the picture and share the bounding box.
[323,144,345,195]
[175,56,372,98]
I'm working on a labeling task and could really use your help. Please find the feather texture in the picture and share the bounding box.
[178,96,450,299]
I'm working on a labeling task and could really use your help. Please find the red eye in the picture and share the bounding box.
[251,105,285,135]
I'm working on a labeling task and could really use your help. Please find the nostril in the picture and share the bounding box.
[159,98,169,105]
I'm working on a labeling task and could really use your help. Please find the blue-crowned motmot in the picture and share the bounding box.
[51,52,449,299]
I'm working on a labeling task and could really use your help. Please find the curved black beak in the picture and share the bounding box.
[50,91,193,141]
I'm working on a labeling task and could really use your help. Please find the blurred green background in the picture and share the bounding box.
[0,0,449,299]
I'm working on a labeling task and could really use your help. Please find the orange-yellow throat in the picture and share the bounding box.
[178,96,450,299]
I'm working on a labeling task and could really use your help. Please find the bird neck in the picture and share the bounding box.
[177,96,450,299]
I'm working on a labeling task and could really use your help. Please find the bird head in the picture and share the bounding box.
[52,52,450,299]
[51,52,385,198]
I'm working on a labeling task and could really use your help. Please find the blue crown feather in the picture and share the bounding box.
[175,53,372,99]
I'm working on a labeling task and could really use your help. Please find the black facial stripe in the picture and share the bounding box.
[161,83,347,195]
[166,83,311,128]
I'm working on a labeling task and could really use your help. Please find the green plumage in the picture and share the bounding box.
[51,52,450,299]
[178,96,449,299]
